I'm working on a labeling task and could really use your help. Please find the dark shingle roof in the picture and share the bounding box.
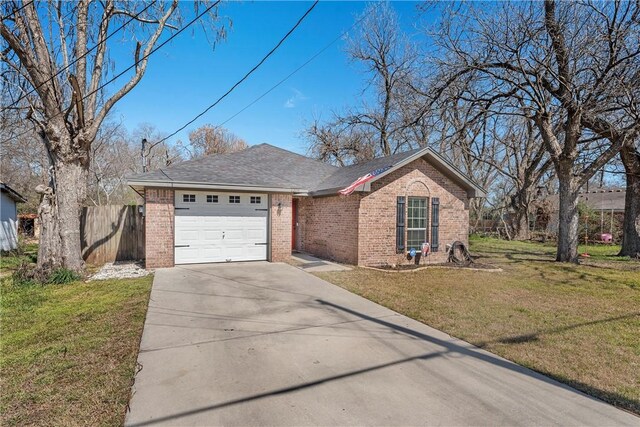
[128,143,485,197]
[128,144,338,190]
[312,148,423,192]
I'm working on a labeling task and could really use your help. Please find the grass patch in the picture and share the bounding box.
[0,275,153,426]
[0,243,38,272]
[315,237,640,414]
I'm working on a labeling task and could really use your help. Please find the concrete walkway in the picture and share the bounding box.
[290,252,351,272]
[126,262,637,426]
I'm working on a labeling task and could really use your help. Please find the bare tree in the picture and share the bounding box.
[431,0,640,262]
[344,1,416,157]
[0,109,48,213]
[305,117,377,166]
[187,124,247,159]
[0,1,224,273]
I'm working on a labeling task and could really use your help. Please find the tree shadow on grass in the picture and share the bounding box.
[478,312,640,346]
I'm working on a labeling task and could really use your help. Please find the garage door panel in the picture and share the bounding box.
[246,245,267,258]
[176,229,200,244]
[246,228,266,240]
[202,230,223,242]
[174,191,269,264]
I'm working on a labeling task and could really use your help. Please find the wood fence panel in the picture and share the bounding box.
[80,205,145,265]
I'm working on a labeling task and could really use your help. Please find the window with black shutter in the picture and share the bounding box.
[431,198,440,252]
[396,196,405,253]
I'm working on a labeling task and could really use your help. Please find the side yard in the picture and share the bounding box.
[0,251,152,426]
[315,237,640,414]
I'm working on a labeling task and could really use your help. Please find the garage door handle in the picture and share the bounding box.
[175,245,190,248]
[255,208,268,211]
[175,207,190,210]
[254,243,268,246]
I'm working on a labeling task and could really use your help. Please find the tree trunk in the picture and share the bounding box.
[35,183,61,271]
[619,143,640,258]
[55,160,87,272]
[510,208,530,240]
[509,190,532,240]
[36,132,89,274]
[556,168,580,263]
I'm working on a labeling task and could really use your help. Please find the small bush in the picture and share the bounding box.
[12,264,81,286]
[46,268,81,285]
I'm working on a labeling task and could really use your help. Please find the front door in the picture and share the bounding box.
[292,199,298,251]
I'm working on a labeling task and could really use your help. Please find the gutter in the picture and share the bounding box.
[127,179,305,194]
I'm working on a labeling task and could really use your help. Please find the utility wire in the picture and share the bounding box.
[148,0,319,149]
[0,0,220,145]
[2,1,156,112]
[218,8,368,128]
[0,0,35,22]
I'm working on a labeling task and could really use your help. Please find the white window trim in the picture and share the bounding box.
[406,197,427,250]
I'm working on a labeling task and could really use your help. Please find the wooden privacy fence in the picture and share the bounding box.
[81,205,145,265]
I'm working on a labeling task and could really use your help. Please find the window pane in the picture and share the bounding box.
[407,229,426,251]
[407,197,427,250]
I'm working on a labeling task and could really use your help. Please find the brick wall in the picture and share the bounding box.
[270,193,292,262]
[358,158,469,266]
[297,195,361,265]
[145,188,174,268]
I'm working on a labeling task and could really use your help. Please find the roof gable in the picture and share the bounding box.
[310,146,486,198]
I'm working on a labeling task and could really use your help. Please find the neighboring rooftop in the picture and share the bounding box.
[0,182,27,203]
[548,188,626,212]
[128,143,485,197]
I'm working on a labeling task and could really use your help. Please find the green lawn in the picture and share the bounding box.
[315,237,640,414]
[0,251,153,426]
[0,243,38,272]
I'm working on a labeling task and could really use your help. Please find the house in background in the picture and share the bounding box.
[128,144,485,268]
[545,187,626,240]
[1,182,27,251]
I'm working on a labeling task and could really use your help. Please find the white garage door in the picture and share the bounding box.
[174,190,268,264]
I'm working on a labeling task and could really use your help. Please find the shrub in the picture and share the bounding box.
[46,268,81,285]
[12,263,81,287]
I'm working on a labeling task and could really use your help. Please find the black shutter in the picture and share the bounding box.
[396,196,405,253]
[431,198,440,252]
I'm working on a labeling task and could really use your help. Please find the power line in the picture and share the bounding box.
[0,0,220,145]
[0,0,35,22]
[2,1,156,112]
[149,0,319,149]
[218,8,368,128]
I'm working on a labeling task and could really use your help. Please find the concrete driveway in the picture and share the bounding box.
[126,262,637,426]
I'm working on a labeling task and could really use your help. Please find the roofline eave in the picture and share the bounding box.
[0,184,27,203]
[127,179,305,194]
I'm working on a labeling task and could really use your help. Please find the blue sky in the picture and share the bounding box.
[109,1,423,155]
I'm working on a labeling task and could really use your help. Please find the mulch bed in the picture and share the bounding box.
[366,261,501,272]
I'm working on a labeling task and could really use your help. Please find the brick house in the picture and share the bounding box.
[128,144,485,268]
